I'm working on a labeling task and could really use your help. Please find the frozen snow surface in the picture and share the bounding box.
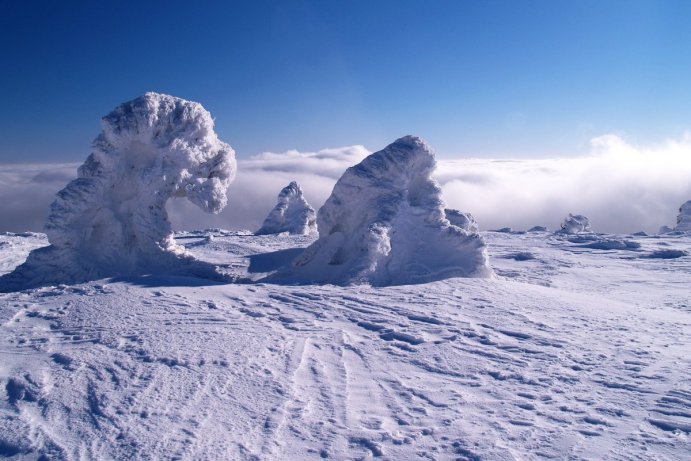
[284,136,491,286]
[0,93,236,292]
[444,208,480,233]
[560,214,591,234]
[0,229,690,460]
[256,181,317,236]
[675,200,691,232]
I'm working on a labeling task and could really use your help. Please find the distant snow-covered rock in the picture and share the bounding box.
[658,225,674,234]
[578,239,641,251]
[0,93,236,291]
[559,214,591,234]
[284,136,492,286]
[256,181,316,236]
[527,226,549,232]
[444,209,479,232]
[675,200,691,232]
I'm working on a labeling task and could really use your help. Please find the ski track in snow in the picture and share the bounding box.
[0,230,689,460]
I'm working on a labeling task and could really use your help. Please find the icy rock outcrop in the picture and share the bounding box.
[1,93,236,291]
[256,182,317,235]
[284,136,492,286]
[444,209,479,233]
[675,200,691,232]
[559,214,591,234]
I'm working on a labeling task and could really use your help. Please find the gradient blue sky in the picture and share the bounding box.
[2,0,690,162]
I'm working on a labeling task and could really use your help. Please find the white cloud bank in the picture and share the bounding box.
[438,134,691,233]
[1,134,690,234]
[0,163,79,233]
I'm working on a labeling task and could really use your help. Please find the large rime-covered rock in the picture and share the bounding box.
[285,136,492,286]
[559,214,591,234]
[255,181,317,236]
[1,93,236,291]
[444,209,479,233]
[675,200,691,232]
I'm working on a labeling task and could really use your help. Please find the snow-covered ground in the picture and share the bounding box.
[0,229,689,459]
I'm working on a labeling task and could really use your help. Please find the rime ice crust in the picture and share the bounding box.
[255,182,317,235]
[560,214,591,234]
[285,136,492,286]
[1,93,236,290]
[675,200,691,232]
[444,209,480,233]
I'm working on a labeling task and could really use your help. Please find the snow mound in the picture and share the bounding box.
[642,249,688,259]
[255,181,317,235]
[675,200,691,232]
[527,226,549,232]
[282,136,492,286]
[579,239,641,251]
[444,209,479,232]
[559,214,591,234]
[0,93,236,291]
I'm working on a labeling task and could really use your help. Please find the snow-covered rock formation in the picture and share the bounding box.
[283,136,492,286]
[0,93,236,291]
[675,200,691,232]
[444,209,479,233]
[559,214,591,234]
[255,181,317,235]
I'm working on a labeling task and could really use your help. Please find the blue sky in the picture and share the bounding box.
[2,0,690,162]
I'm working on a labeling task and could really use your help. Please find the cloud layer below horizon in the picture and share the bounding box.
[1,134,690,235]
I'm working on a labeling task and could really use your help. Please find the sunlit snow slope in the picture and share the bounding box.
[0,230,689,460]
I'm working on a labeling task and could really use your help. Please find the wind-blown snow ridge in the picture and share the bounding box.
[0,93,236,291]
[675,200,691,232]
[281,135,492,286]
[255,181,317,236]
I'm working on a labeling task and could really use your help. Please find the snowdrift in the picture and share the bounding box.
[675,200,691,232]
[255,181,317,236]
[0,93,236,291]
[283,136,492,286]
[559,214,591,234]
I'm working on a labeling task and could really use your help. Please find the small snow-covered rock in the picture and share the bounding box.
[559,214,591,234]
[284,136,492,286]
[256,181,317,236]
[675,200,691,232]
[444,209,479,232]
[658,225,674,234]
[579,239,640,251]
[527,226,549,233]
[1,93,236,291]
